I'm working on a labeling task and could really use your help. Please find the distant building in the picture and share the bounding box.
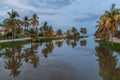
[0,29,5,35]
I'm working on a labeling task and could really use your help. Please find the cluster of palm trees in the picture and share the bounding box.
[0,9,39,41]
[0,9,87,41]
[66,27,86,38]
[95,4,120,40]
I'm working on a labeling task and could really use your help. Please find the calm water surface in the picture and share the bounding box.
[0,37,120,80]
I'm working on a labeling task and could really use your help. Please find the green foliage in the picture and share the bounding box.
[100,42,120,52]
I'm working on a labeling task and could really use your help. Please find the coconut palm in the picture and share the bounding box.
[3,9,22,40]
[56,29,63,38]
[80,27,87,35]
[71,27,78,37]
[30,14,39,31]
[23,16,30,29]
[47,26,54,37]
[95,4,120,40]
[23,16,30,37]
[66,30,71,38]
[39,21,49,36]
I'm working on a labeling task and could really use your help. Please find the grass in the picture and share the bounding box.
[100,42,120,52]
[0,41,30,49]
[0,37,59,50]
[0,36,87,50]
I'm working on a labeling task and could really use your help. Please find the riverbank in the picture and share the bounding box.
[95,37,120,52]
[95,37,120,43]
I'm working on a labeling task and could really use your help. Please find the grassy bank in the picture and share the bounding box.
[100,42,120,52]
[0,37,59,49]
[0,36,87,50]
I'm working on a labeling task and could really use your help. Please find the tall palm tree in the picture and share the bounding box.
[30,14,39,31]
[71,27,78,37]
[95,4,120,40]
[23,16,30,37]
[56,29,63,38]
[80,27,87,35]
[3,9,22,40]
[39,21,49,36]
[66,30,71,38]
[23,16,30,29]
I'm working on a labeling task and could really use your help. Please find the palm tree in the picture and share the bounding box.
[23,16,30,37]
[71,27,78,37]
[66,30,71,38]
[80,27,87,35]
[56,29,63,38]
[39,21,49,36]
[47,26,54,37]
[30,14,39,31]
[23,16,30,29]
[3,9,22,40]
[95,4,120,40]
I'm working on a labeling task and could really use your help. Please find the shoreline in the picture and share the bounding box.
[94,37,120,43]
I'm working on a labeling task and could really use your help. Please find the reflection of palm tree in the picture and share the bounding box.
[30,55,39,68]
[95,46,120,80]
[71,40,77,48]
[1,43,40,77]
[4,47,23,77]
[56,41,63,47]
[24,43,40,67]
[5,56,22,77]
[42,42,54,58]
[66,39,70,45]
[80,40,87,46]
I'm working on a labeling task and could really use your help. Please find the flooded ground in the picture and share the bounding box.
[0,37,120,80]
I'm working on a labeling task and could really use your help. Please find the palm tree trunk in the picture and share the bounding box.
[12,28,15,41]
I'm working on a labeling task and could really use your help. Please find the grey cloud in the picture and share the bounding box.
[74,13,100,23]
[43,0,76,8]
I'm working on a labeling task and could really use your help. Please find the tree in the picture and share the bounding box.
[56,29,63,38]
[3,9,22,40]
[80,27,87,35]
[71,27,78,37]
[95,4,120,40]
[39,21,49,36]
[66,30,71,38]
[30,14,39,31]
[23,16,30,29]
[23,16,30,37]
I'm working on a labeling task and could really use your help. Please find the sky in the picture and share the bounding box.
[0,0,120,35]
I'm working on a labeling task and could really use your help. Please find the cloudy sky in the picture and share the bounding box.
[0,0,120,35]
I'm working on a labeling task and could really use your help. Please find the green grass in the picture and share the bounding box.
[39,37,59,42]
[0,36,88,50]
[100,42,120,52]
[0,41,30,49]
[0,37,59,50]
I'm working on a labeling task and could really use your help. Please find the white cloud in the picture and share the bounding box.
[3,0,38,11]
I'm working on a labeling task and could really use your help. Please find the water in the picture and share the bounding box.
[0,37,120,80]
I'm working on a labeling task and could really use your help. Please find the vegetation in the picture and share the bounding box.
[0,9,87,43]
[100,42,120,52]
[95,4,120,41]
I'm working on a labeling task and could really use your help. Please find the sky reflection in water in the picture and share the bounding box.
[0,37,120,80]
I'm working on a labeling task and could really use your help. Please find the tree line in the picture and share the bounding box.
[0,9,87,41]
